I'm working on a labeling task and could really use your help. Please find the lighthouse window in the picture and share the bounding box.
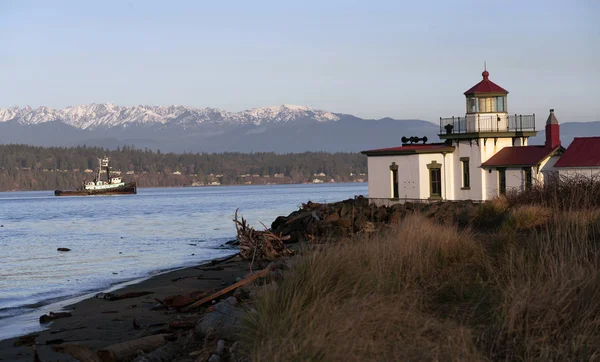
[496,97,505,112]
[468,97,477,113]
[478,97,496,113]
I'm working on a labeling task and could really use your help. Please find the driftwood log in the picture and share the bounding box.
[181,265,271,312]
[96,334,170,362]
[52,344,102,362]
[234,210,293,262]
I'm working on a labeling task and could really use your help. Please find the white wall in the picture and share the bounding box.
[480,138,514,200]
[485,169,499,199]
[450,141,484,200]
[506,169,523,191]
[367,155,420,200]
[418,153,451,200]
[558,168,600,178]
[538,155,560,184]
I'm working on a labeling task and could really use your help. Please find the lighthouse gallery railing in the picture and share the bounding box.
[439,114,535,135]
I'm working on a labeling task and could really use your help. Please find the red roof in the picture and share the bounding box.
[481,145,559,167]
[464,70,508,95]
[362,143,455,156]
[554,137,600,168]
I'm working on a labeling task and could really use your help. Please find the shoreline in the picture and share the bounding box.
[0,250,246,362]
[0,248,237,341]
[0,181,367,194]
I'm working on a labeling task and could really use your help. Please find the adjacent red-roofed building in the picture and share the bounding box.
[554,137,600,177]
[361,68,575,204]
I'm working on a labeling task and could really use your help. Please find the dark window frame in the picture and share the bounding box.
[460,157,470,190]
[524,167,532,191]
[498,168,506,195]
[390,162,399,199]
[427,161,442,200]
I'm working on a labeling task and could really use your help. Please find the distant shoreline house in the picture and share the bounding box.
[362,69,600,203]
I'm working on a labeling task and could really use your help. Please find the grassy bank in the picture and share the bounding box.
[240,179,600,361]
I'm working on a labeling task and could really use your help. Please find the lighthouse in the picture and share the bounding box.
[362,67,566,204]
[440,69,536,146]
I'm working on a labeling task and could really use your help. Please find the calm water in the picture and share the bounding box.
[0,183,366,340]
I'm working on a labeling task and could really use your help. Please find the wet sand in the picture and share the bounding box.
[0,253,253,362]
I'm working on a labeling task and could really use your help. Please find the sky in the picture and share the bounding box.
[0,0,598,123]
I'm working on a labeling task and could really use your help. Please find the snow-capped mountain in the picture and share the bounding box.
[0,103,341,129]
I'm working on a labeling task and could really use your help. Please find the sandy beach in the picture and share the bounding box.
[0,252,253,362]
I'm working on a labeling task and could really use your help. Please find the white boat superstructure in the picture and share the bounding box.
[83,158,126,191]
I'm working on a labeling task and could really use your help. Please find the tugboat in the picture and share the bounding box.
[54,157,137,196]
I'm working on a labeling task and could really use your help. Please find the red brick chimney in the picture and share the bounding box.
[545,109,560,149]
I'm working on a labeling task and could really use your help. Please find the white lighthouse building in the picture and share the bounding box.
[362,69,566,203]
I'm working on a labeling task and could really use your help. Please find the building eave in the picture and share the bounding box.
[361,148,455,157]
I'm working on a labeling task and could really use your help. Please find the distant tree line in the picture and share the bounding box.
[0,144,367,191]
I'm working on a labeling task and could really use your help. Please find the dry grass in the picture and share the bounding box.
[506,175,600,210]
[503,205,553,231]
[240,204,600,361]
[241,215,490,361]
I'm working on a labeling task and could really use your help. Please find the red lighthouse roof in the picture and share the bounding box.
[464,70,509,95]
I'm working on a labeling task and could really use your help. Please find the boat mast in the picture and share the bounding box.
[96,158,102,182]
[100,157,110,181]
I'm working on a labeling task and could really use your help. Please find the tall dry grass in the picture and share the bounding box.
[241,215,487,361]
[505,174,600,210]
[240,194,600,361]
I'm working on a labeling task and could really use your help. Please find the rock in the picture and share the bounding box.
[388,209,404,224]
[216,340,225,355]
[271,215,289,231]
[225,296,238,306]
[354,213,369,231]
[13,334,38,347]
[229,341,239,361]
[195,301,245,338]
[324,212,340,222]
[233,287,250,300]
[57,248,71,252]
[39,312,72,324]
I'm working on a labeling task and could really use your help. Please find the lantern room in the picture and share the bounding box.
[464,69,508,114]
[439,68,536,140]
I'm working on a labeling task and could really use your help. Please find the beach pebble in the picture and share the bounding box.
[233,287,250,300]
[226,296,238,306]
[216,339,225,355]
[57,247,71,252]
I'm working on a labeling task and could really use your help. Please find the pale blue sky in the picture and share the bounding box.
[1,0,598,123]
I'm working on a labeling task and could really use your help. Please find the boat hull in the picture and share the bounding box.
[54,182,137,196]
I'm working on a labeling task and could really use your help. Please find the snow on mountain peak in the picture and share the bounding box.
[0,103,340,129]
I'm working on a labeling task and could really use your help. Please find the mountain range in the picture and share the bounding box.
[0,104,597,153]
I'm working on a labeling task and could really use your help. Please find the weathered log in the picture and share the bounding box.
[95,291,153,301]
[161,290,210,309]
[96,334,170,362]
[168,318,200,329]
[39,311,72,324]
[13,334,37,347]
[52,344,101,362]
[182,265,271,311]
